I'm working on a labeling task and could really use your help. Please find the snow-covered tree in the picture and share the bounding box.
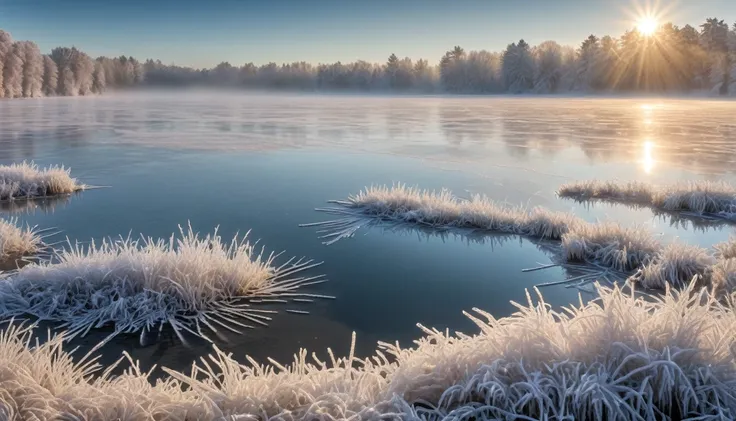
[440,46,467,92]
[465,50,501,92]
[42,55,58,96]
[3,42,24,98]
[413,59,436,91]
[20,41,44,97]
[502,40,535,92]
[0,30,13,98]
[92,60,106,93]
[573,35,601,90]
[71,49,94,95]
[700,18,732,94]
[533,41,563,93]
[50,47,76,96]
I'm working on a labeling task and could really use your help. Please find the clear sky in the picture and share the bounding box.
[1,0,735,68]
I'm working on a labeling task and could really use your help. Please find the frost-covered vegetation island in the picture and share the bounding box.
[306,184,736,295]
[2,17,736,97]
[558,179,736,219]
[1,280,735,420]
[0,162,84,201]
[0,224,325,344]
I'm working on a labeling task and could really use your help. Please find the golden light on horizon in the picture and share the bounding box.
[637,16,659,36]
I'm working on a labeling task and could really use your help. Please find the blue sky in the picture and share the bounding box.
[1,0,735,68]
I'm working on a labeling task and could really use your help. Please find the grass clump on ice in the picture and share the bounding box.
[628,243,717,290]
[0,224,324,344]
[0,161,84,201]
[305,184,666,272]
[561,222,661,272]
[0,217,42,260]
[558,179,736,220]
[303,184,583,244]
[2,282,736,420]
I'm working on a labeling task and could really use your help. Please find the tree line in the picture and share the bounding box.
[1,18,736,98]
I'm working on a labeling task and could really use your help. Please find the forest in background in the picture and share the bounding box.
[1,18,736,98]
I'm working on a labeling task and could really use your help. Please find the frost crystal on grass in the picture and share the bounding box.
[0,217,41,260]
[0,161,84,201]
[0,224,325,344]
[1,281,735,420]
[558,179,736,220]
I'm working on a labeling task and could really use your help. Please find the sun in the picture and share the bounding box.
[637,16,659,36]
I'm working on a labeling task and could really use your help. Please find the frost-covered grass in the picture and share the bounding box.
[628,243,717,290]
[305,184,664,271]
[0,224,324,344]
[561,222,661,271]
[1,281,735,420]
[305,184,736,294]
[0,217,41,260]
[305,184,582,242]
[0,161,84,201]
[714,236,736,260]
[558,179,736,219]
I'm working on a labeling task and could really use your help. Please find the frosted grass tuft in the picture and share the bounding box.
[628,243,717,290]
[558,179,736,220]
[560,222,661,271]
[0,217,42,260]
[303,184,583,242]
[304,184,736,294]
[1,281,735,420]
[0,161,85,201]
[0,223,325,345]
[304,184,665,273]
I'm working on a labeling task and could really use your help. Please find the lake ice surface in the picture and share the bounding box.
[1,91,735,373]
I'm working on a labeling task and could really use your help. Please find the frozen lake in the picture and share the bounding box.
[1,91,736,373]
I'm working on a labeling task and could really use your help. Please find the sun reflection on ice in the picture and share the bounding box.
[641,140,656,173]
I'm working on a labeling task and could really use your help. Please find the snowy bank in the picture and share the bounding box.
[558,180,736,220]
[0,224,324,344]
[1,281,735,420]
[0,218,41,260]
[0,161,84,201]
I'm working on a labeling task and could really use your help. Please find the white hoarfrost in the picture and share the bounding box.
[304,184,660,273]
[0,281,735,420]
[305,184,736,294]
[0,224,325,343]
[0,161,84,201]
[558,179,736,219]
[0,218,41,260]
